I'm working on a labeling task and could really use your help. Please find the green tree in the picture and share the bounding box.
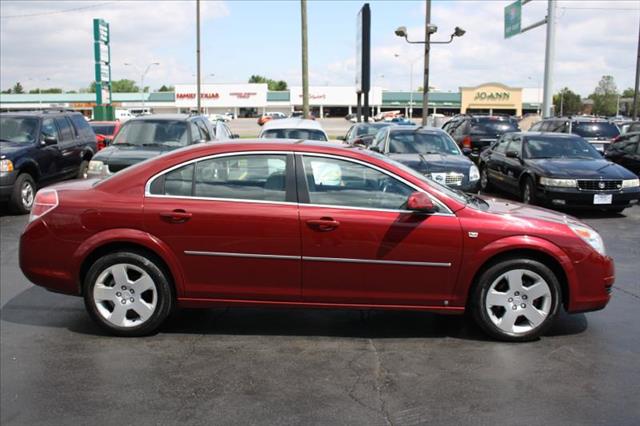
[88,79,140,93]
[553,88,582,116]
[622,88,638,115]
[158,85,174,92]
[29,88,63,94]
[589,75,618,116]
[248,75,288,91]
[12,82,24,94]
[1,88,12,94]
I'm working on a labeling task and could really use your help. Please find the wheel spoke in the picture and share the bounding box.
[109,304,127,326]
[109,264,129,287]
[504,270,524,292]
[94,284,116,301]
[131,300,154,322]
[498,309,518,332]
[131,274,154,293]
[526,282,550,301]
[523,306,546,328]
[486,290,509,307]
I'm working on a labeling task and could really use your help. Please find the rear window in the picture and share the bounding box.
[471,118,519,134]
[356,124,390,136]
[572,122,619,138]
[261,129,327,141]
[113,120,188,147]
[90,124,116,135]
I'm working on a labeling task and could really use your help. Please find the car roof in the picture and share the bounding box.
[261,118,324,131]
[388,125,444,133]
[511,131,582,138]
[0,110,81,118]
[129,113,192,121]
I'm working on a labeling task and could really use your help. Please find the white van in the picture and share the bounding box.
[259,118,328,141]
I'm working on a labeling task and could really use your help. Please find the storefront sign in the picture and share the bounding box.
[230,92,257,99]
[175,84,267,107]
[473,91,511,102]
[176,92,220,100]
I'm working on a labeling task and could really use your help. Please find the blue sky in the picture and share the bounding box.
[1,1,638,95]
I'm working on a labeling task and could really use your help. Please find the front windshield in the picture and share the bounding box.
[113,120,188,147]
[356,124,390,137]
[471,118,519,134]
[524,136,601,159]
[0,117,39,144]
[572,122,619,138]
[261,129,327,141]
[389,131,461,155]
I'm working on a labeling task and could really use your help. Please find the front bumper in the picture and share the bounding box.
[535,185,640,210]
[567,252,614,313]
[0,171,18,201]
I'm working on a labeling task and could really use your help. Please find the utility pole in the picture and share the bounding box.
[541,0,556,117]
[196,0,201,114]
[301,0,309,118]
[633,13,640,120]
[422,0,432,126]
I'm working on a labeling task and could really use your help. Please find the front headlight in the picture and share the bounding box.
[87,160,107,177]
[0,159,14,172]
[469,164,480,181]
[622,178,639,188]
[568,223,606,256]
[539,177,577,188]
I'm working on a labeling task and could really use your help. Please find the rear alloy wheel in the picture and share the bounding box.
[77,160,90,179]
[522,177,536,205]
[84,251,173,336]
[480,166,492,192]
[472,259,561,342]
[9,173,36,214]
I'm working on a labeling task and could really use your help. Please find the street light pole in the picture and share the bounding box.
[125,62,159,111]
[422,0,432,126]
[633,13,640,120]
[196,0,201,113]
[301,0,310,118]
[541,0,557,117]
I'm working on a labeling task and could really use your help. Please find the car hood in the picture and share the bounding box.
[389,153,473,174]
[93,144,175,165]
[477,194,575,225]
[528,158,636,179]
[0,142,33,159]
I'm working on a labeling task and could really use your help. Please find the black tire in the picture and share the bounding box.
[471,258,561,342]
[9,173,36,214]
[83,251,174,337]
[521,177,537,205]
[77,160,89,179]
[480,166,493,192]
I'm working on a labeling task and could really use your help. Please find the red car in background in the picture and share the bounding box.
[19,140,613,341]
[89,121,121,150]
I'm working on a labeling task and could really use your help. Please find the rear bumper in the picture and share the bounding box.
[535,186,640,210]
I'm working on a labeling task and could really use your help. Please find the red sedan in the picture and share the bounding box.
[89,120,121,150]
[19,140,614,341]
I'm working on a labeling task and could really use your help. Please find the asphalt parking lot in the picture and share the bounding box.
[1,200,639,425]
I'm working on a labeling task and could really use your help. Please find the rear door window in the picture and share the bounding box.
[572,122,620,138]
[41,118,59,141]
[55,117,74,142]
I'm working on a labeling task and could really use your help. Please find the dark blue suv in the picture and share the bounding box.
[0,111,97,213]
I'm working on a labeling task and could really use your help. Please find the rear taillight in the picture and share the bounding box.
[462,136,472,149]
[29,189,58,223]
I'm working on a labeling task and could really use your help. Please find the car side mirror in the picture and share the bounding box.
[370,146,381,153]
[231,134,240,139]
[462,147,472,156]
[506,150,520,159]
[41,136,57,146]
[406,191,437,213]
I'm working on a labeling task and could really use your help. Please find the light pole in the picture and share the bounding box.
[395,9,465,125]
[124,62,160,111]
[394,54,422,120]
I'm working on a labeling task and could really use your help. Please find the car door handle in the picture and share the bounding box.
[160,209,192,223]
[306,218,340,232]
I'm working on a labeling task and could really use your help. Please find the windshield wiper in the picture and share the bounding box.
[141,142,166,147]
[418,153,430,167]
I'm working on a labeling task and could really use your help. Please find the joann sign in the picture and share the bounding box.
[474,91,511,102]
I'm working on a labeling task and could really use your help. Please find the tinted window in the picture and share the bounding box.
[262,129,327,141]
[89,124,116,135]
[302,156,413,210]
[114,120,189,147]
[471,118,519,134]
[507,138,522,154]
[548,121,569,133]
[524,136,601,159]
[356,124,390,137]
[0,116,38,143]
[196,120,211,140]
[194,154,287,202]
[164,164,194,196]
[493,136,511,153]
[55,117,74,141]
[572,122,619,138]
[70,115,92,138]
[41,118,59,140]
[388,131,461,155]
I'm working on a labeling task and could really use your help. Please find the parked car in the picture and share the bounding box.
[259,118,328,141]
[87,114,226,179]
[340,122,394,146]
[619,121,640,135]
[89,120,121,151]
[0,110,97,213]
[390,117,417,126]
[605,132,640,175]
[373,110,401,122]
[370,126,480,192]
[20,139,614,341]
[478,132,640,211]
[257,112,287,126]
[442,114,520,159]
[290,111,315,120]
[529,117,620,153]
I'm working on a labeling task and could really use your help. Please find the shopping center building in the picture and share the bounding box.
[0,82,542,118]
